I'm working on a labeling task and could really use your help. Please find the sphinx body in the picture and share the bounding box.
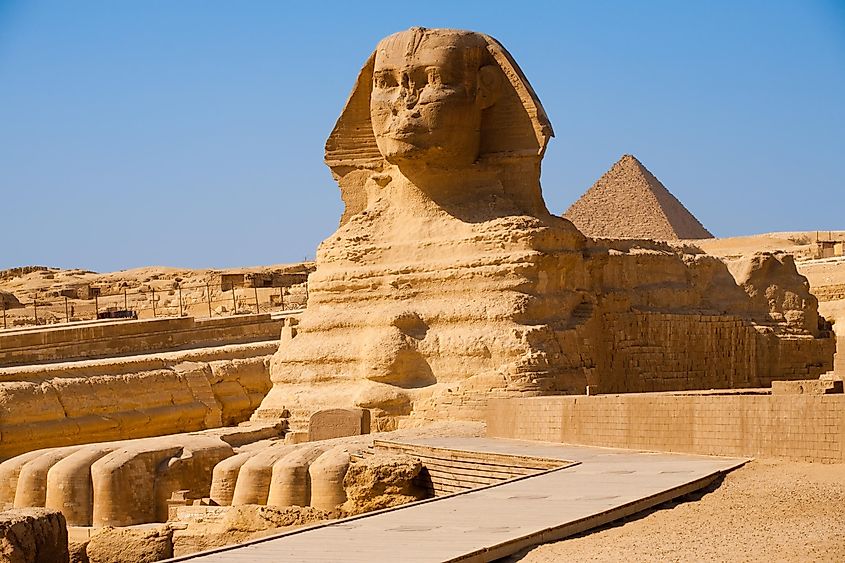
[253,28,834,431]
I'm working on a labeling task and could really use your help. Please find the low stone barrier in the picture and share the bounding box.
[487,391,845,462]
[0,312,289,367]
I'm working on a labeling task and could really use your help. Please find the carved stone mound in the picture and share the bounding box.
[252,27,833,431]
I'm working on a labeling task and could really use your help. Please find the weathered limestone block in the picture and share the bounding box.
[173,362,223,428]
[266,444,331,508]
[0,508,69,563]
[84,525,172,563]
[170,505,328,557]
[771,379,844,395]
[308,445,364,511]
[209,357,272,425]
[342,453,426,515]
[308,408,370,441]
[230,445,296,506]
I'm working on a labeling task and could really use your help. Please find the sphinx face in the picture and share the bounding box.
[370,30,486,169]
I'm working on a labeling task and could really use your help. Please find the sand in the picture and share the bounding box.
[0,262,311,326]
[509,459,845,562]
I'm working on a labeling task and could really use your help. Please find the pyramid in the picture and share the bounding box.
[564,154,713,240]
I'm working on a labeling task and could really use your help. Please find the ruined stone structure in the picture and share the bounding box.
[252,27,833,432]
[0,342,275,458]
[0,30,837,558]
[564,154,714,240]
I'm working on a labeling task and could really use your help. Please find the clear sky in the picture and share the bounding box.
[1,0,843,272]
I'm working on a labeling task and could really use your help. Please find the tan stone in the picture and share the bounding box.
[308,408,370,441]
[488,393,845,462]
[0,342,274,459]
[0,508,69,563]
[267,444,331,508]
[252,27,833,431]
[170,505,328,557]
[341,453,426,515]
[83,525,172,563]
[564,154,713,240]
[230,444,296,506]
[771,379,843,395]
[308,445,364,511]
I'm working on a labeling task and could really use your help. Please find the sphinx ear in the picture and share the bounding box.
[476,65,502,109]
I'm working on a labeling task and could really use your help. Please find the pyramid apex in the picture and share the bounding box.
[563,155,713,241]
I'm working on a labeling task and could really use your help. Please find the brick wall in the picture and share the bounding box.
[487,394,845,462]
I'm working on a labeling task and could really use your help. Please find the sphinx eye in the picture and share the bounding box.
[374,71,398,88]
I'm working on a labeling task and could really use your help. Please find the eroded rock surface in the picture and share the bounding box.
[342,453,426,515]
[0,508,69,563]
[252,26,834,431]
[84,525,172,563]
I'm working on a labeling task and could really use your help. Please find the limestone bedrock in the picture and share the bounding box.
[252,27,833,431]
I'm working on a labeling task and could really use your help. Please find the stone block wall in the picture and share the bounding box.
[0,313,287,367]
[0,343,276,459]
[487,393,845,462]
[596,311,834,393]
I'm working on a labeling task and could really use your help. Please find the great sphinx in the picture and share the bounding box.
[0,29,834,535]
[253,27,833,431]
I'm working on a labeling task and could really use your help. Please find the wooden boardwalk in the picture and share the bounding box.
[169,438,746,562]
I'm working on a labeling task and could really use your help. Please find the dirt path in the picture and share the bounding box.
[509,460,845,562]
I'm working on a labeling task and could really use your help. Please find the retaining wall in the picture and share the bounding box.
[487,392,845,462]
[0,313,289,367]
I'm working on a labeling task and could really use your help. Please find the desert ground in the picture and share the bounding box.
[0,262,312,326]
[510,459,845,562]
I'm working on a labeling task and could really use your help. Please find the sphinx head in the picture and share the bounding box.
[325,27,554,220]
[370,29,501,169]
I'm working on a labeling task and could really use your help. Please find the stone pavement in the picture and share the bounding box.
[168,437,746,562]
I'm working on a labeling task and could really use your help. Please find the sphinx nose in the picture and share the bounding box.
[400,72,420,109]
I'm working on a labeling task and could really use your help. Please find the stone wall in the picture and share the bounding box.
[0,313,286,367]
[487,394,845,462]
[596,312,834,393]
[0,342,276,459]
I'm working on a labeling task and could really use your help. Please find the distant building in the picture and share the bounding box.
[220,273,246,292]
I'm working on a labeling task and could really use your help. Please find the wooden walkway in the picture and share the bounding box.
[168,437,746,562]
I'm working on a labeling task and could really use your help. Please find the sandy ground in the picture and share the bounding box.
[0,262,311,326]
[508,459,845,562]
[688,231,845,260]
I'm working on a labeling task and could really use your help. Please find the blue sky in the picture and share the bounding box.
[1,0,843,271]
